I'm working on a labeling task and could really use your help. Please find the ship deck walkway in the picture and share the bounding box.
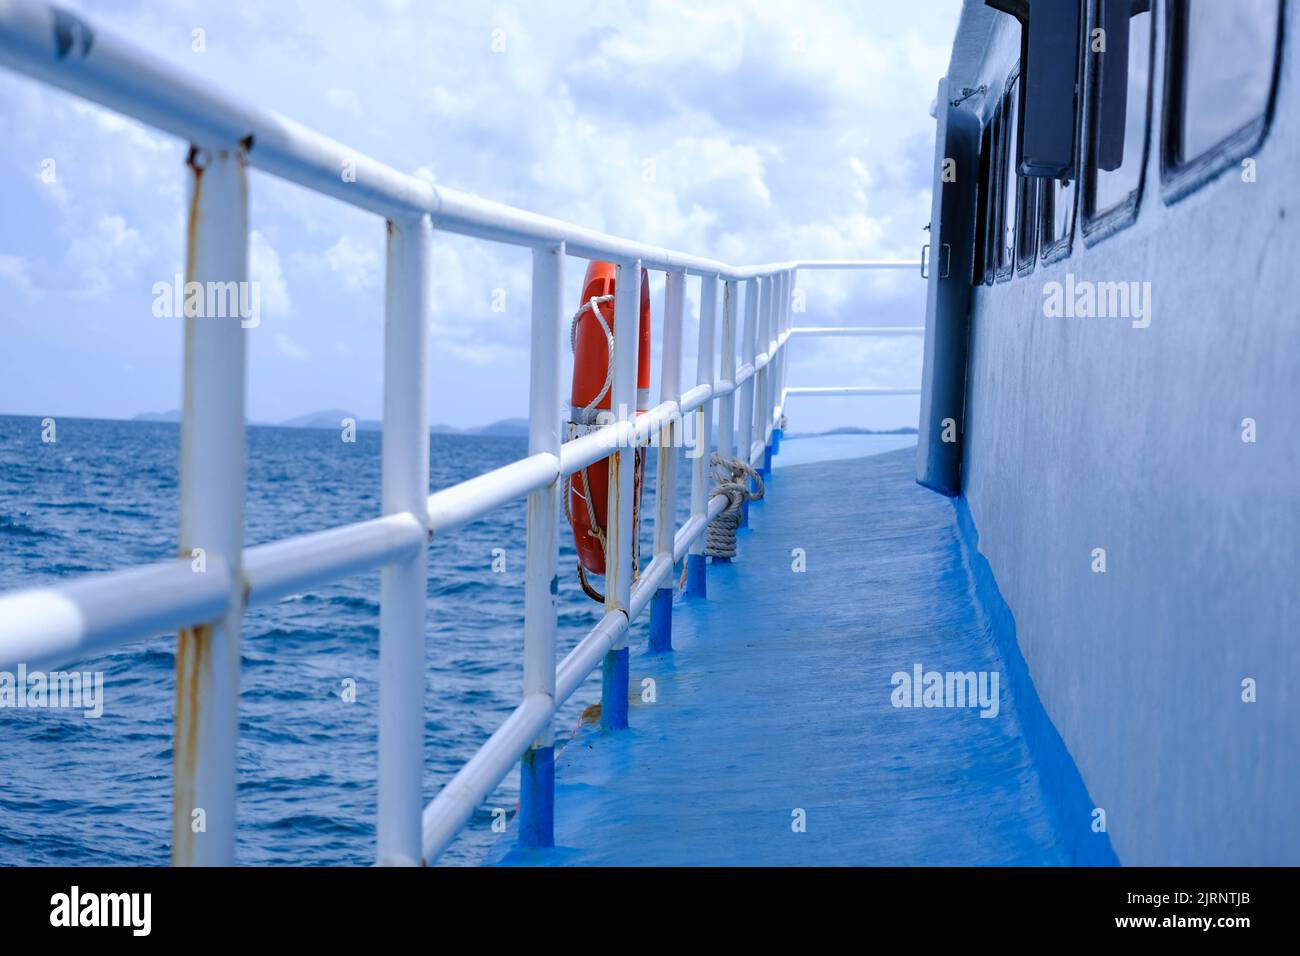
[488,442,1079,865]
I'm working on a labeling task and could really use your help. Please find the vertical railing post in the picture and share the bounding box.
[714,278,739,557]
[753,274,773,478]
[761,273,781,473]
[776,268,795,451]
[601,258,641,730]
[685,274,718,596]
[173,145,249,867]
[773,269,791,455]
[376,213,433,866]
[649,269,685,653]
[518,242,564,848]
[716,280,738,463]
[737,277,759,527]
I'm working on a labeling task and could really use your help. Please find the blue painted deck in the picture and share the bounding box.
[490,445,1091,866]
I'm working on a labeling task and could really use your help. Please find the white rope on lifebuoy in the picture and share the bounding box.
[570,294,616,425]
[705,452,764,559]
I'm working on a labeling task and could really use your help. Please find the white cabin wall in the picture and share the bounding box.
[957,3,1299,864]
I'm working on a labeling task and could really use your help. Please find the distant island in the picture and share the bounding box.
[129,412,910,441]
[784,425,918,438]
[132,409,529,437]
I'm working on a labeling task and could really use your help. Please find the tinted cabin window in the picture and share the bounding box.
[1173,0,1281,164]
[1017,178,1038,270]
[985,101,1004,283]
[999,79,1019,274]
[973,122,993,284]
[1086,4,1152,218]
[1043,175,1076,252]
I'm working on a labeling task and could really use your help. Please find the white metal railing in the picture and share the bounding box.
[775,324,924,431]
[0,0,918,865]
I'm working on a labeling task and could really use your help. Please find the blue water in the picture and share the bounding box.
[775,433,917,469]
[0,414,686,866]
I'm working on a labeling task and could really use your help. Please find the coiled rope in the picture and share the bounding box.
[705,453,764,559]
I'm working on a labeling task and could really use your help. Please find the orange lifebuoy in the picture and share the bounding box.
[567,261,651,595]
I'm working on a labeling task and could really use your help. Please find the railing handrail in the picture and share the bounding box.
[0,0,922,867]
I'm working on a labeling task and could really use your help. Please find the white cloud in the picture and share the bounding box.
[323,234,381,293]
[275,332,309,361]
[325,88,363,116]
[250,230,293,318]
[69,101,172,154]
[0,254,36,295]
[0,0,961,430]
[66,214,145,298]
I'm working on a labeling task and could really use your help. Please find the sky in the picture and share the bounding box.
[0,0,962,432]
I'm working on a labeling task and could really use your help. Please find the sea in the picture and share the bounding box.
[0,413,911,866]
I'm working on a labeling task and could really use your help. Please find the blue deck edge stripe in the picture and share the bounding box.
[953,496,1121,867]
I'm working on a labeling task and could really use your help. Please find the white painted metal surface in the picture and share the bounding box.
[604,260,641,626]
[0,0,921,866]
[376,214,434,866]
[172,146,248,868]
[737,279,758,468]
[688,276,718,564]
[523,244,564,754]
[654,271,685,565]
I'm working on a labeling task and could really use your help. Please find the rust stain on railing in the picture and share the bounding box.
[171,622,207,864]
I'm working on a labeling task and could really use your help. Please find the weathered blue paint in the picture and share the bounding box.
[648,586,673,654]
[684,553,707,597]
[762,444,773,475]
[600,647,629,730]
[954,497,1118,866]
[771,427,782,454]
[739,497,750,527]
[517,745,555,849]
[488,447,1106,865]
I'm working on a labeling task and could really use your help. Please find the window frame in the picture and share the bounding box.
[1080,0,1157,245]
[1040,175,1077,264]
[994,67,1021,282]
[983,96,1005,286]
[1016,177,1040,276]
[973,119,994,286]
[1159,0,1286,204]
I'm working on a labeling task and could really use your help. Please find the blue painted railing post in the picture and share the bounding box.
[518,745,554,848]
[648,587,673,654]
[649,269,686,652]
[518,242,564,847]
[600,258,641,732]
[601,647,630,729]
[685,552,708,595]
